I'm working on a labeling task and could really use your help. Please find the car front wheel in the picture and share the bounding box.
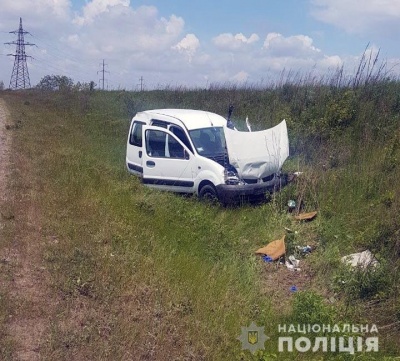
[199,184,219,203]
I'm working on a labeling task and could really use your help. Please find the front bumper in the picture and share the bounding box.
[216,177,279,204]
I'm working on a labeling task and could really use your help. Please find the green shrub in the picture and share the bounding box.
[291,290,336,327]
[333,262,391,301]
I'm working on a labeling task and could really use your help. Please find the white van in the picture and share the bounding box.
[126,109,289,204]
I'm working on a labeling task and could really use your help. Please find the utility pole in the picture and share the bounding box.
[97,59,109,90]
[5,18,35,90]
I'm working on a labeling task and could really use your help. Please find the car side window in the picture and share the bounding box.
[168,136,186,159]
[146,129,166,157]
[129,122,143,146]
[146,129,187,159]
[151,119,168,128]
[170,126,193,153]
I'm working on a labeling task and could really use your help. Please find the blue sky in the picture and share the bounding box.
[1,0,400,89]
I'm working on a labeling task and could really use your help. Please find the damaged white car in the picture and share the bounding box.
[126,109,289,204]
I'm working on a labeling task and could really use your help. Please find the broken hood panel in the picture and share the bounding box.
[225,120,289,179]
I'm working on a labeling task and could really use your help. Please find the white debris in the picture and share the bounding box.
[341,250,378,269]
[285,255,301,271]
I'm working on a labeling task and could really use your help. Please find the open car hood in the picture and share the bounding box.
[224,120,289,180]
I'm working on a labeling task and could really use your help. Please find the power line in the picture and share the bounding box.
[31,34,90,67]
[24,34,104,85]
[4,18,35,89]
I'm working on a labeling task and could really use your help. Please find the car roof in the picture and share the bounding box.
[139,109,228,130]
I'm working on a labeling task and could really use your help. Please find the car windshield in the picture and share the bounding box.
[189,127,226,156]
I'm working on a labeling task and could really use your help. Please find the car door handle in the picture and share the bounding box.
[139,150,142,158]
[146,160,155,167]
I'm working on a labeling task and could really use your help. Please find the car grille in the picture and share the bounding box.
[243,173,276,184]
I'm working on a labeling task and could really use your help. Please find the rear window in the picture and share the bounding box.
[129,122,143,146]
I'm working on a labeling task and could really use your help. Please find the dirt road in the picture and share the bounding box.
[0,99,10,205]
[0,98,53,361]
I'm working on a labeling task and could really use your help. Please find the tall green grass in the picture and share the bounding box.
[0,91,283,360]
[1,73,399,360]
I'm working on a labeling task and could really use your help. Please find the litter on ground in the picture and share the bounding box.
[262,255,274,263]
[285,255,301,271]
[287,199,296,212]
[296,245,313,255]
[341,250,378,269]
[294,211,317,221]
[255,235,286,260]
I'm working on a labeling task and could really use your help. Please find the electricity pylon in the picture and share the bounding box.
[97,59,109,90]
[5,18,35,90]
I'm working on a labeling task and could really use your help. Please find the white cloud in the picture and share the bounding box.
[14,0,71,19]
[68,6,185,56]
[263,33,320,57]
[320,55,343,69]
[73,0,130,25]
[172,34,200,62]
[311,0,400,35]
[66,34,80,47]
[231,71,249,83]
[43,0,71,18]
[0,0,71,31]
[2,1,399,89]
[213,33,259,51]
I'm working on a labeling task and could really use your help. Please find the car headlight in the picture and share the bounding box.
[224,170,245,185]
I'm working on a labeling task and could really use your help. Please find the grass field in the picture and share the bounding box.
[0,86,399,360]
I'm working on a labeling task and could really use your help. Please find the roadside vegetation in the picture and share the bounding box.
[0,55,399,360]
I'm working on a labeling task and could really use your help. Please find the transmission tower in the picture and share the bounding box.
[5,18,35,90]
[138,76,145,91]
[97,59,109,90]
